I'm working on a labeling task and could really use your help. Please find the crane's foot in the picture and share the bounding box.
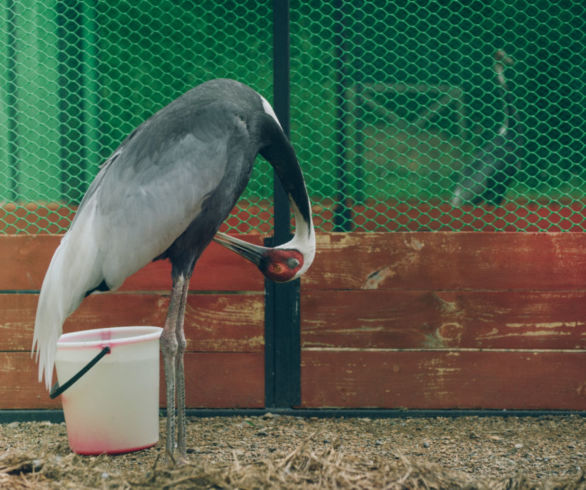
[164,432,176,465]
[164,447,188,466]
[175,453,189,466]
[163,431,188,466]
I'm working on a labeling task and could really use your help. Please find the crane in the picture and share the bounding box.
[452,50,525,207]
[32,79,316,461]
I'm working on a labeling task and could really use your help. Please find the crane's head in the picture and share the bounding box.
[213,200,315,283]
[259,248,305,282]
[213,234,308,282]
[494,50,514,70]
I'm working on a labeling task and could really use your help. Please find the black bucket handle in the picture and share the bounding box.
[49,346,111,399]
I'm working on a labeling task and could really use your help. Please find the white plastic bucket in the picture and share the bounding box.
[54,326,162,455]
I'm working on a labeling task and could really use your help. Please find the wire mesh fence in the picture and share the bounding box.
[0,1,584,234]
[291,1,585,232]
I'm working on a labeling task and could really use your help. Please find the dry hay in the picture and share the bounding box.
[1,429,584,490]
[1,415,585,489]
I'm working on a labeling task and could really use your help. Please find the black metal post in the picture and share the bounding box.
[57,0,87,204]
[265,0,301,408]
[6,0,19,201]
[333,0,352,231]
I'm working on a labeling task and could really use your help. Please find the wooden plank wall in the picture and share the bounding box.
[0,235,265,410]
[300,233,586,410]
[1,232,584,411]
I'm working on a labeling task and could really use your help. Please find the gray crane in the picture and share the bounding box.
[32,79,316,461]
[452,50,525,206]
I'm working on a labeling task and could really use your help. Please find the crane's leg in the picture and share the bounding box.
[160,273,188,462]
[174,275,190,460]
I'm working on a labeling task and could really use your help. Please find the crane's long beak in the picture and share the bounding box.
[213,231,267,266]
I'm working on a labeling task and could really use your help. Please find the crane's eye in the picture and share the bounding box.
[287,257,300,269]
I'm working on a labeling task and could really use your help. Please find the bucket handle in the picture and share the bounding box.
[49,346,111,399]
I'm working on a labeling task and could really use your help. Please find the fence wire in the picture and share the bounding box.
[0,1,584,233]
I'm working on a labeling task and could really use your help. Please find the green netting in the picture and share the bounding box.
[291,0,585,231]
[0,0,273,233]
[0,1,584,234]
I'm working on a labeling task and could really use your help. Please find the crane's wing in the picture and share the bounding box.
[33,99,255,389]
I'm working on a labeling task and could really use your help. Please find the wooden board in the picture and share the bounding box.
[300,350,586,410]
[1,293,264,352]
[0,232,266,409]
[5,232,584,292]
[2,231,585,411]
[299,232,586,410]
[2,201,585,234]
[313,200,586,232]
[0,202,275,235]
[0,203,75,234]
[180,352,264,408]
[301,290,586,350]
[0,234,264,291]
[0,352,264,410]
[304,232,586,291]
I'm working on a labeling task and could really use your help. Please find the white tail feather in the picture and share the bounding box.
[32,203,101,390]
[33,237,72,389]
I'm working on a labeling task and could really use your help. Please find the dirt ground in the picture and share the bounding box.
[1,414,584,489]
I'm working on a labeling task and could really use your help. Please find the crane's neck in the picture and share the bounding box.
[213,102,316,279]
[275,196,315,276]
[495,62,507,89]
[495,62,516,135]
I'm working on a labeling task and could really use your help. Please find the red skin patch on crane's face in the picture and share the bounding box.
[260,249,304,282]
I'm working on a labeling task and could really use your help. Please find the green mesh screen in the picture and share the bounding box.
[0,0,273,233]
[0,1,584,234]
[291,1,585,231]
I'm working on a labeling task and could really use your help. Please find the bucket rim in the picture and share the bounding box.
[57,326,162,349]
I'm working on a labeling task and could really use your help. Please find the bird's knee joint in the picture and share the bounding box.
[177,334,186,354]
[161,330,178,356]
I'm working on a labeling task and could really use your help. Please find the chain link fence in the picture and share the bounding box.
[0,1,584,234]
